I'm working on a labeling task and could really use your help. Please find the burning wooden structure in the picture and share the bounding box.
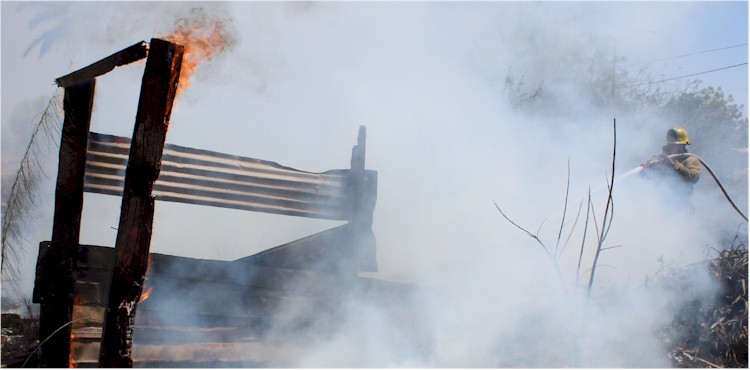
[32,38,404,367]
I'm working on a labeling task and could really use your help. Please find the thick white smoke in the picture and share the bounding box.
[2,1,746,366]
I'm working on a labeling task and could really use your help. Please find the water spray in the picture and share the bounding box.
[618,153,748,222]
[540,153,747,230]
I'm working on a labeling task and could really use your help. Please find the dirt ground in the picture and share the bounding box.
[1,313,39,368]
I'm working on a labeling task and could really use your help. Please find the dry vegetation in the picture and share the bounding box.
[655,241,748,368]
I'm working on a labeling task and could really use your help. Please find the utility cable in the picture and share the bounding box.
[621,43,748,68]
[631,62,748,87]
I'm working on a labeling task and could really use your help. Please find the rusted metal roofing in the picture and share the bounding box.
[84,132,374,220]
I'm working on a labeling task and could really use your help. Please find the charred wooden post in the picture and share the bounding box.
[33,80,96,367]
[98,38,183,368]
[349,126,377,273]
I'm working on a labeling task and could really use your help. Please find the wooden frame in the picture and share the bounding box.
[33,38,378,367]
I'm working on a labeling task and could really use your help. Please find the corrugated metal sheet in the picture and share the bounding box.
[84,132,356,220]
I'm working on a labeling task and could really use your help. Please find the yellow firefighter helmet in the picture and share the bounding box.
[666,126,691,145]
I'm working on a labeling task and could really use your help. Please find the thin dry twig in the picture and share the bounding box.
[693,355,722,368]
[560,198,585,259]
[575,188,592,288]
[554,158,572,258]
[494,201,566,286]
[21,317,91,368]
[494,201,546,250]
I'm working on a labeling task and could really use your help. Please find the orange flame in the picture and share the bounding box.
[69,295,82,368]
[69,330,77,368]
[138,255,154,303]
[139,286,153,303]
[162,17,232,96]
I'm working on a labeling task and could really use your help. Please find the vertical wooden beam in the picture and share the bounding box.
[36,80,96,368]
[98,38,183,368]
[349,126,377,273]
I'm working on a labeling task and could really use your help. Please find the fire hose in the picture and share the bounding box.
[633,153,748,222]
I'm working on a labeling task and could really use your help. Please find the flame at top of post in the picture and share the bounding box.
[161,17,233,96]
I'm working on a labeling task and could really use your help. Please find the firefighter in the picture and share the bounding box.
[641,126,702,196]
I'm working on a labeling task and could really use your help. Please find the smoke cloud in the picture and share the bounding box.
[2,1,746,366]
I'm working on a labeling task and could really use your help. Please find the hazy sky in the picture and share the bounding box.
[1,0,748,314]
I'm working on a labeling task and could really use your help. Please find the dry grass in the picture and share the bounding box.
[657,241,748,368]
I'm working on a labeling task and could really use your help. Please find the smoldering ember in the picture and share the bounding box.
[1,3,748,369]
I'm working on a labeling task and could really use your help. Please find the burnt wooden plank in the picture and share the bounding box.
[42,243,348,295]
[72,304,106,331]
[238,224,351,271]
[72,279,327,320]
[134,309,270,329]
[74,341,301,367]
[148,253,343,294]
[140,276,329,318]
[99,38,184,368]
[70,307,273,332]
[73,326,263,345]
[35,80,95,368]
[132,342,302,366]
[238,224,349,267]
[56,41,148,88]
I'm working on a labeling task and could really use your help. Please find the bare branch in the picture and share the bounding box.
[588,118,618,296]
[494,201,567,288]
[493,201,547,251]
[554,158,572,259]
[575,188,592,288]
[560,196,584,259]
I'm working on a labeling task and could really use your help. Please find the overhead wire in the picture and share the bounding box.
[616,42,748,87]
[621,43,748,68]
[630,62,748,87]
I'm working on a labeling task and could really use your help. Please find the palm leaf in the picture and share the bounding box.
[1,91,63,295]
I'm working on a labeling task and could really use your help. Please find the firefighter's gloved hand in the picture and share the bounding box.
[642,154,666,168]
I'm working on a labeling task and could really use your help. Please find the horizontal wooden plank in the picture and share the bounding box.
[71,326,269,346]
[239,223,350,269]
[56,41,148,88]
[71,303,105,329]
[134,309,271,329]
[83,132,375,220]
[72,280,328,319]
[74,243,346,292]
[43,243,408,304]
[70,341,301,366]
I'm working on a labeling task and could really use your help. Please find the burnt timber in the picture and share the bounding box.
[36,242,415,367]
[34,80,96,368]
[33,38,400,367]
[98,38,184,368]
